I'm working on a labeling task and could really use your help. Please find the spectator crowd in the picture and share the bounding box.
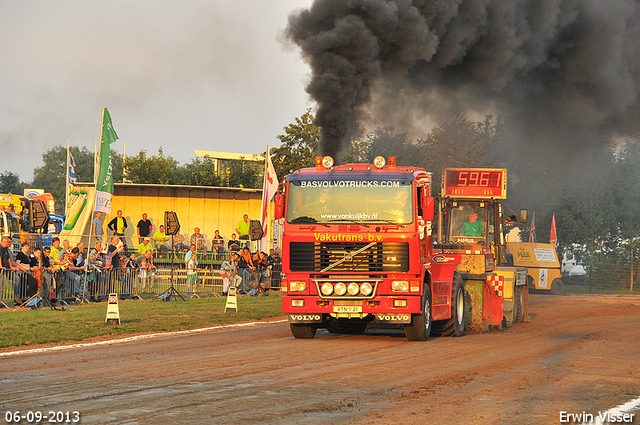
[1,211,281,307]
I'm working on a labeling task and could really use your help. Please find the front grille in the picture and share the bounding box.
[290,242,409,273]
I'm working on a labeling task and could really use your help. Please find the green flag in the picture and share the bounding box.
[95,108,119,213]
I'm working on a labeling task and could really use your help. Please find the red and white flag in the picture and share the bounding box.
[260,148,279,252]
[550,213,557,248]
[529,211,536,243]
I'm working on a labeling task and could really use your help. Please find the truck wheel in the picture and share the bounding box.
[431,273,466,337]
[527,275,534,293]
[290,323,317,339]
[327,321,367,334]
[404,285,432,341]
[551,278,564,295]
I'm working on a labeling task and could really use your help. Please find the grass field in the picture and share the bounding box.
[0,293,284,349]
[564,285,640,295]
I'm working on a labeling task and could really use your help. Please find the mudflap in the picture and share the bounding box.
[494,267,527,328]
[483,274,505,327]
[430,254,462,321]
[465,269,528,333]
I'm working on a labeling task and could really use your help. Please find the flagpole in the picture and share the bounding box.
[94,139,98,183]
[82,112,104,304]
[66,139,70,218]
[260,146,269,252]
[123,140,126,183]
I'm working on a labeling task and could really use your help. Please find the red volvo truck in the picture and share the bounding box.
[276,156,464,340]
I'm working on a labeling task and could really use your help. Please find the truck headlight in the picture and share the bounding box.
[334,282,347,296]
[392,280,409,292]
[347,282,360,296]
[289,281,306,292]
[360,282,373,296]
[320,282,334,296]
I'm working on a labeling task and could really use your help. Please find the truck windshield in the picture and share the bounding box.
[442,203,496,244]
[286,180,413,224]
[0,213,20,236]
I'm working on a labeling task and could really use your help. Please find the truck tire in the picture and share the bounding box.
[404,284,432,341]
[527,275,534,293]
[327,321,367,334]
[431,273,466,337]
[551,278,564,295]
[290,323,317,339]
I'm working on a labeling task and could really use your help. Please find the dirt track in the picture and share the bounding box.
[1,294,640,425]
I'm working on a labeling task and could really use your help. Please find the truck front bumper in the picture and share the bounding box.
[283,295,421,323]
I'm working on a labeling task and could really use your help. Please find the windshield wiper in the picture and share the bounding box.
[326,219,370,227]
[361,219,404,225]
[290,216,329,227]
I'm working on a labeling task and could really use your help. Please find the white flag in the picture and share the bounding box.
[260,151,279,252]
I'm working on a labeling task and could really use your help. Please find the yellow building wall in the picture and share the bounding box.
[106,184,263,250]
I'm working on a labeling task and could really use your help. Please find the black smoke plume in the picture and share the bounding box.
[286,0,640,159]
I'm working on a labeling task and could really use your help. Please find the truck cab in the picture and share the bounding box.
[278,156,462,341]
[435,168,529,329]
[0,210,22,252]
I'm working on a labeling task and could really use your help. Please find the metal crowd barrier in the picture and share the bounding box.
[1,234,283,307]
[0,266,229,307]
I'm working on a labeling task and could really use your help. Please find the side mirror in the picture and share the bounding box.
[422,196,434,222]
[29,200,49,230]
[274,193,284,219]
[519,209,528,225]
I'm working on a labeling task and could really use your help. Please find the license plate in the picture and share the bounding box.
[333,305,362,313]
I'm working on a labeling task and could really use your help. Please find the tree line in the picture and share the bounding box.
[270,109,640,285]
[2,108,639,286]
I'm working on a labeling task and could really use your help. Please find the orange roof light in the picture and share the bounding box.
[388,157,396,169]
[315,157,323,169]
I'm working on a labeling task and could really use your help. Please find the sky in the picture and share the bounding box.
[0,0,314,182]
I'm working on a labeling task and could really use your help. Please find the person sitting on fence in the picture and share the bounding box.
[137,238,153,257]
[152,225,171,253]
[190,228,207,254]
[65,247,86,298]
[220,255,241,296]
[173,233,187,251]
[227,233,241,254]
[212,230,225,258]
